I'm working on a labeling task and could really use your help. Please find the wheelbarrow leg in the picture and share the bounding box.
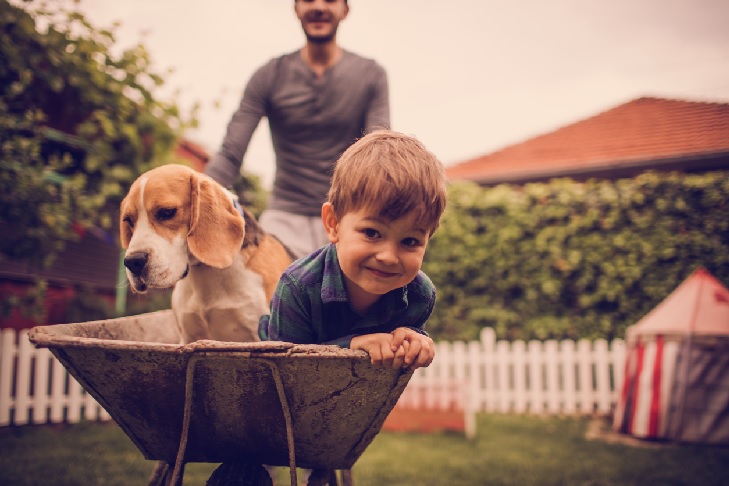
[147,461,184,486]
[306,468,353,486]
[328,470,339,486]
[148,461,169,486]
[339,469,354,486]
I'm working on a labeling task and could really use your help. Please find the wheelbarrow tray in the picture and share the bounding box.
[28,310,411,470]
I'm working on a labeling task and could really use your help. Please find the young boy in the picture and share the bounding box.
[258,129,447,371]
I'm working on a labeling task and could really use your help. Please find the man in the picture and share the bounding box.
[205,0,390,258]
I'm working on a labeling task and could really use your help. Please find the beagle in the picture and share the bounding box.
[120,164,293,344]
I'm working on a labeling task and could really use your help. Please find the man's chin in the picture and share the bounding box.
[305,31,336,44]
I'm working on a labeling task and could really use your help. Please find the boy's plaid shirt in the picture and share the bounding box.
[259,244,435,347]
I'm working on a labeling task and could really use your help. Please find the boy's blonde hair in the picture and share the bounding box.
[328,129,447,235]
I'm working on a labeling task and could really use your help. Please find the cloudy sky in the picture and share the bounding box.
[76,0,729,187]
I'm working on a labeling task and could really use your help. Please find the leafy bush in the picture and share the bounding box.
[423,170,729,341]
[0,0,191,268]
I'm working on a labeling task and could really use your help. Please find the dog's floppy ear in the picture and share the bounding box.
[187,172,245,268]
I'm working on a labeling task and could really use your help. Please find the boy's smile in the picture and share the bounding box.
[322,203,430,315]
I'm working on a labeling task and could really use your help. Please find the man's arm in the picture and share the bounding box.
[204,63,273,185]
[364,63,390,132]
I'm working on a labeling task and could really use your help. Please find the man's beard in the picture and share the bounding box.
[305,31,336,44]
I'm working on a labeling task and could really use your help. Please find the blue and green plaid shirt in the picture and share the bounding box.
[258,243,435,348]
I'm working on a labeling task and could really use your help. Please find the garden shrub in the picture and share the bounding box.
[423,170,729,341]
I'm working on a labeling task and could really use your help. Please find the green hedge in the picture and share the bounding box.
[422,170,729,341]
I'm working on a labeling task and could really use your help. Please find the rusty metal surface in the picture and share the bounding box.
[28,311,411,469]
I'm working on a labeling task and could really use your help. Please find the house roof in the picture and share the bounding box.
[445,96,729,185]
[175,138,210,172]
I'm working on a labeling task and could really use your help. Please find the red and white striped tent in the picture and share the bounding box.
[612,267,729,444]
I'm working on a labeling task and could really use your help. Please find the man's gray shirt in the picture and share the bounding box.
[205,50,390,216]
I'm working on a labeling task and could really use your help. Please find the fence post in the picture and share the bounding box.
[49,353,66,423]
[611,338,627,407]
[495,339,510,412]
[14,330,34,424]
[544,339,560,413]
[467,338,484,411]
[527,339,543,414]
[562,340,577,414]
[0,329,16,426]
[512,340,527,413]
[577,339,593,414]
[32,348,53,424]
[481,327,496,412]
[453,341,466,411]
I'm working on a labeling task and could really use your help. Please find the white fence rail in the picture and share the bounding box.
[0,327,626,427]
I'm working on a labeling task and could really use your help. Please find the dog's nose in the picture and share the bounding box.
[124,252,149,276]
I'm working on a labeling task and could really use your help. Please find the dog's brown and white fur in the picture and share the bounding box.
[120,164,293,344]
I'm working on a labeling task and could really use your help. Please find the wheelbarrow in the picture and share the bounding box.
[28,310,413,486]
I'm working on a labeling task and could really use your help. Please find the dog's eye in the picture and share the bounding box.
[123,216,134,229]
[156,208,177,221]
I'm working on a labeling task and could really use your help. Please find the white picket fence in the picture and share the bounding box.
[0,326,626,427]
[0,328,111,426]
[407,328,626,416]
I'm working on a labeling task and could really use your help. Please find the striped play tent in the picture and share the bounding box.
[613,267,729,444]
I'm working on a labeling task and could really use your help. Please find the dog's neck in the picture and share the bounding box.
[186,242,261,271]
[184,252,243,285]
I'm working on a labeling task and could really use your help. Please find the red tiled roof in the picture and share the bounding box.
[446,97,729,184]
[175,138,210,172]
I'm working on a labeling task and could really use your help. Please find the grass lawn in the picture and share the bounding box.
[1,414,728,485]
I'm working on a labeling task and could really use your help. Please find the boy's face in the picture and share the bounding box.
[295,0,349,44]
[322,203,430,314]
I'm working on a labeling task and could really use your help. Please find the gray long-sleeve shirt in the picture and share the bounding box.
[205,50,390,216]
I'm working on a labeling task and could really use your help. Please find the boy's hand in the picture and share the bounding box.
[390,327,435,370]
[350,333,407,369]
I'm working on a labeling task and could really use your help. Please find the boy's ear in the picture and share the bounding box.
[321,202,339,243]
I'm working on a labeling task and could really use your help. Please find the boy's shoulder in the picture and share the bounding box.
[408,270,436,299]
[281,244,332,287]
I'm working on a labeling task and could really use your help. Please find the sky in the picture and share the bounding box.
[75,0,729,188]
